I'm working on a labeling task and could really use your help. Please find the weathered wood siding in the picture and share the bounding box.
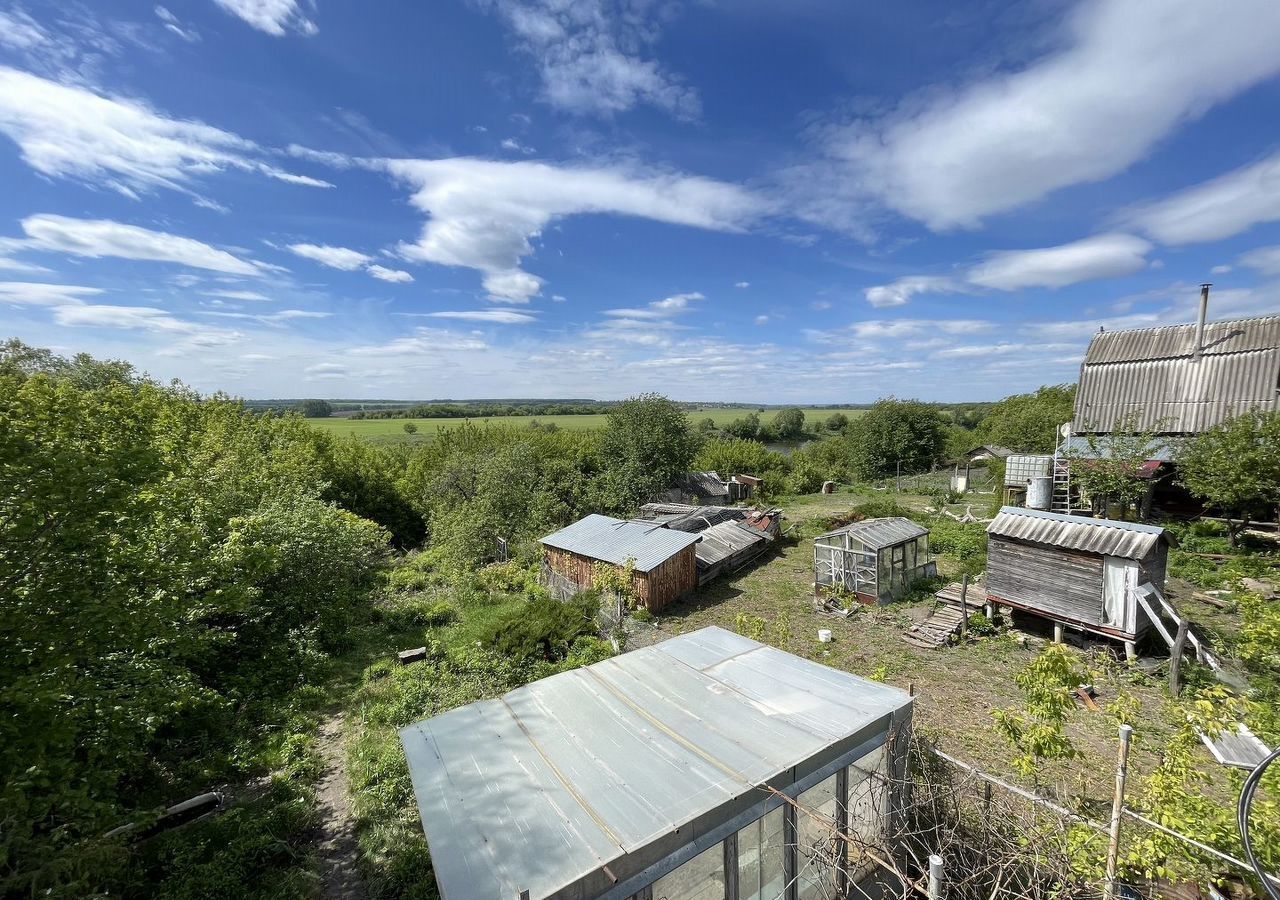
[542,544,697,612]
[987,537,1105,627]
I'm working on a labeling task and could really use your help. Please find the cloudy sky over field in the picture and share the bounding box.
[2,0,1279,400]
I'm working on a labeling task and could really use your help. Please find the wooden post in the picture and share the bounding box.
[896,460,901,493]
[958,574,969,640]
[928,854,944,900]
[1054,622,1065,644]
[1124,641,1137,664]
[1103,724,1133,900]
[1169,619,1189,697]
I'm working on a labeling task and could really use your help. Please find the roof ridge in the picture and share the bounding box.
[1088,313,1280,340]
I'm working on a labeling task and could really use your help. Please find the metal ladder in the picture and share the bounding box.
[1051,452,1072,513]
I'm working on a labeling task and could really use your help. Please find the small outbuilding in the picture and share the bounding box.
[400,626,913,900]
[539,514,699,611]
[814,517,936,605]
[985,507,1177,645]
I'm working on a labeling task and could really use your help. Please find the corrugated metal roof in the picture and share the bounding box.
[539,514,699,572]
[694,520,766,568]
[400,627,911,900]
[818,516,928,550]
[1076,315,1280,433]
[987,506,1174,559]
[1083,315,1280,363]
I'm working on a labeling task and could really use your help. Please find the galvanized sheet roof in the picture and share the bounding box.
[400,627,911,900]
[694,520,766,567]
[1060,435,1182,462]
[987,507,1173,559]
[539,514,699,572]
[818,516,928,550]
[1076,315,1280,433]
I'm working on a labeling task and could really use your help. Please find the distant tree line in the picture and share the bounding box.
[348,401,617,420]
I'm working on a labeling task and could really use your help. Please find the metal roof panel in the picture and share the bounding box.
[539,514,700,572]
[987,507,1173,559]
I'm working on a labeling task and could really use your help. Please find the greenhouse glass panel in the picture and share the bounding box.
[795,775,840,900]
[651,842,725,900]
[737,806,785,900]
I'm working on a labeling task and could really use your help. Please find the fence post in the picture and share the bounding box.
[928,854,944,900]
[1103,724,1134,900]
[958,575,969,640]
[1169,620,1189,697]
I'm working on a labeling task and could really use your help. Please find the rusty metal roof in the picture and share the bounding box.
[817,516,928,550]
[539,514,699,572]
[1076,315,1280,433]
[987,507,1174,559]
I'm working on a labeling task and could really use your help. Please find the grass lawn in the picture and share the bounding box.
[306,407,865,443]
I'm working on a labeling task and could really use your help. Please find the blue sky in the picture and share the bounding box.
[1,0,1279,402]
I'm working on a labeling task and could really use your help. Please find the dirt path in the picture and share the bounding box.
[315,713,366,900]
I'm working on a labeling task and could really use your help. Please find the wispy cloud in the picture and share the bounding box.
[287,243,372,271]
[212,0,317,37]
[483,0,698,119]
[417,310,536,324]
[1127,151,1280,244]
[0,66,328,200]
[808,0,1280,231]
[382,157,763,302]
[12,214,271,276]
[367,264,413,283]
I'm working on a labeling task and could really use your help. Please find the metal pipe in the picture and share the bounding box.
[1194,283,1211,359]
[927,854,944,900]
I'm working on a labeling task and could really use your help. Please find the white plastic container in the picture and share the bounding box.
[818,629,833,643]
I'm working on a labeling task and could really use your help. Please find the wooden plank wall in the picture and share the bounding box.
[987,537,1105,626]
[543,545,697,612]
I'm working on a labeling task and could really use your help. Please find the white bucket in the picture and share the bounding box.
[818,629,833,643]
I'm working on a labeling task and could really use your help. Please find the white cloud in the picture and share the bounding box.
[485,0,698,119]
[0,281,104,306]
[259,166,334,188]
[754,315,769,325]
[287,243,373,271]
[864,276,961,308]
[201,308,331,325]
[846,319,996,340]
[0,256,52,274]
[967,233,1152,290]
[305,362,349,377]
[1238,245,1280,276]
[53,303,232,337]
[155,6,200,42]
[202,289,273,301]
[500,137,536,155]
[382,157,763,302]
[734,281,750,289]
[348,328,488,356]
[0,10,51,51]
[822,0,1280,230]
[1128,151,1280,244]
[212,0,317,36]
[604,291,704,320]
[550,293,567,302]
[418,310,536,324]
[1210,264,1232,275]
[367,264,414,283]
[0,67,329,198]
[863,233,1152,307]
[14,214,268,275]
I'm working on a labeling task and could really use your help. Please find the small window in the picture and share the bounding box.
[738,806,785,900]
[795,775,840,900]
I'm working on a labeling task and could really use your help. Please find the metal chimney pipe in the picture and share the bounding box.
[1193,283,1211,359]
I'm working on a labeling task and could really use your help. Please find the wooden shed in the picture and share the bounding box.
[539,514,699,612]
[985,507,1177,646]
[814,517,936,605]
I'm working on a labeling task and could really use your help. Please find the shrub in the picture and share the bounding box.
[388,566,430,593]
[476,595,598,661]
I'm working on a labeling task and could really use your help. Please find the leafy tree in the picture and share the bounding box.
[403,421,418,434]
[772,407,805,439]
[975,384,1076,452]
[825,412,849,433]
[724,412,760,440]
[695,416,718,435]
[599,394,701,509]
[298,398,333,417]
[1068,423,1162,519]
[992,644,1082,778]
[1177,410,1280,546]
[844,398,947,481]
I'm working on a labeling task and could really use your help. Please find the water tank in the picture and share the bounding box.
[1027,475,1053,510]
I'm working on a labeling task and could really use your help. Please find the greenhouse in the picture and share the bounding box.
[399,627,913,900]
[813,517,935,605]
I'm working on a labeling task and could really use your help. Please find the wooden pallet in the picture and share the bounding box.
[902,604,965,648]
[933,580,985,611]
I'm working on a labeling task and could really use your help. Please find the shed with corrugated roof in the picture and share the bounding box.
[814,517,936,605]
[985,506,1177,643]
[539,514,699,611]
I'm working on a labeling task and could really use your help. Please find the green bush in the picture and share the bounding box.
[382,597,457,632]
[388,566,430,592]
[477,595,599,661]
[927,519,988,575]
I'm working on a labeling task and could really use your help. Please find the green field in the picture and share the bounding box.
[307,407,865,443]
